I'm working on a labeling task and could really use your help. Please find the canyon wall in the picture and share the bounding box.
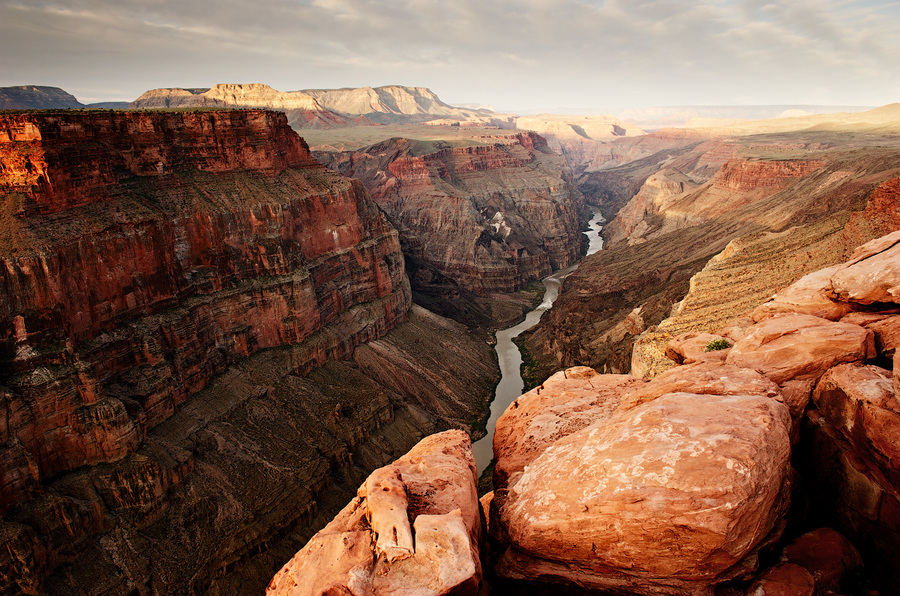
[521,131,900,383]
[317,132,585,303]
[0,110,497,594]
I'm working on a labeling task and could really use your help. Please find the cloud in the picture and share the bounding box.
[0,0,898,109]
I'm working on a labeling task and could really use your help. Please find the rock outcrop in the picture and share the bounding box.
[485,230,900,594]
[0,110,498,594]
[269,230,900,594]
[318,132,585,298]
[267,430,483,596]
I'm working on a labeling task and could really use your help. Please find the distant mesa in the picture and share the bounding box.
[0,85,131,110]
[0,85,84,109]
[129,83,366,129]
[131,83,510,128]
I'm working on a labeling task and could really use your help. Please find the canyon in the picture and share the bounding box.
[2,92,900,595]
[276,212,900,596]
[522,115,900,384]
[315,132,586,325]
[0,110,499,594]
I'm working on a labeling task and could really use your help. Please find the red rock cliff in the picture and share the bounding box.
[318,132,585,295]
[0,110,423,593]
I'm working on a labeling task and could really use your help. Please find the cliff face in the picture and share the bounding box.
[521,132,900,383]
[317,132,585,297]
[130,84,368,129]
[0,110,498,594]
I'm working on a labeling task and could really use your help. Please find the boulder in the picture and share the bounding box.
[664,332,731,366]
[496,391,792,594]
[491,367,643,490]
[725,314,874,384]
[267,430,482,596]
[751,265,852,322]
[828,229,900,305]
[618,362,780,411]
[779,528,863,593]
[813,363,900,489]
[745,563,816,596]
[840,312,900,358]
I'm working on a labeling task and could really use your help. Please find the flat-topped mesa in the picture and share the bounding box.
[318,131,584,295]
[0,109,317,214]
[0,109,411,517]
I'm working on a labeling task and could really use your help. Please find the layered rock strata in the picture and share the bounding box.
[317,133,585,297]
[0,110,497,594]
[267,430,483,596]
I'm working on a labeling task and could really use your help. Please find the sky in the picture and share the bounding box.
[1,0,899,113]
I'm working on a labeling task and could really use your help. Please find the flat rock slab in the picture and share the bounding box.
[830,229,900,305]
[498,391,792,593]
[619,362,780,411]
[726,313,874,384]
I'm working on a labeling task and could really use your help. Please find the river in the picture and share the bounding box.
[472,206,605,472]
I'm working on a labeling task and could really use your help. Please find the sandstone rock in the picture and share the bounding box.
[491,367,643,490]
[751,265,852,322]
[497,391,792,593]
[840,312,900,358]
[829,230,900,305]
[745,563,816,596]
[726,314,875,384]
[779,528,863,593]
[618,362,780,411]
[813,363,900,489]
[665,331,731,365]
[364,467,414,562]
[268,430,482,596]
[779,378,816,421]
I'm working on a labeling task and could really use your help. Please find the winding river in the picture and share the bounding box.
[472,207,605,472]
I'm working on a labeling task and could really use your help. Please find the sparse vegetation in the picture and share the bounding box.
[704,338,732,352]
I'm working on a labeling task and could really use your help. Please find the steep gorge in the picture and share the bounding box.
[0,110,497,594]
[317,133,585,323]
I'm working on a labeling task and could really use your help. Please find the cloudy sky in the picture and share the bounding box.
[1,0,898,112]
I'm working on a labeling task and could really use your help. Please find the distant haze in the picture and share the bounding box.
[1,0,898,111]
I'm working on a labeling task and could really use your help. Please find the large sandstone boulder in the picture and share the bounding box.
[491,366,643,490]
[618,361,780,411]
[725,313,874,384]
[812,363,900,489]
[829,229,900,305]
[267,430,482,596]
[496,391,792,594]
[751,265,852,322]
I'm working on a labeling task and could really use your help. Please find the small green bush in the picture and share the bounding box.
[704,338,732,352]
